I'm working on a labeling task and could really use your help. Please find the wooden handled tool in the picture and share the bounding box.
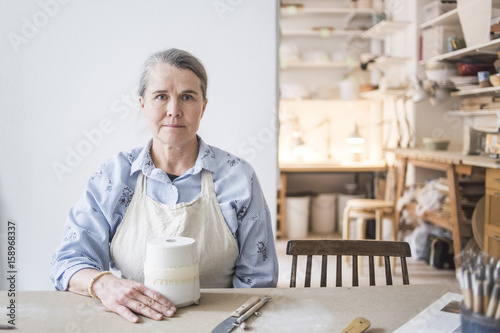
[230,296,261,317]
[341,317,371,333]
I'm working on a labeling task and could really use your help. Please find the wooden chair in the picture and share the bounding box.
[286,239,411,287]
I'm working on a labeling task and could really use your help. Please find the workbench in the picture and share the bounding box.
[393,148,500,256]
[0,284,459,332]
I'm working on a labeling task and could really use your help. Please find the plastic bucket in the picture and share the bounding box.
[286,196,310,239]
[311,193,337,234]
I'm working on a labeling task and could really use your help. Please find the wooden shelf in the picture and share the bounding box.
[447,109,500,116]
[281,60,358,69]
[375,56,411,65]
[420,9,459,29]
[420,38,500,64]
[405,203,452,231]
[281,7,378,16]
[281,29,365,37]
[360,89,406,100]
[451,86,500,97]
[362,20,411,39]
[280,57,408,71]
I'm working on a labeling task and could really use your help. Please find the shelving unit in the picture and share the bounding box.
[485,168,500,258]
[362,20,411,39]
[413,2,500,259]
[278,1,413,238]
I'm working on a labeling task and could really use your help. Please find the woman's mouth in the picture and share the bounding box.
[163,124,184,128]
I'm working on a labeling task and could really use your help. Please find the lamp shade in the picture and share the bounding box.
[346,124,365,144]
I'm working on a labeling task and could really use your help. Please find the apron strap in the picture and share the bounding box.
[201,169,215,195]
[134,172,146,195]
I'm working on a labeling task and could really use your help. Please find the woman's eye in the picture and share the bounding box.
[156,94,167,100]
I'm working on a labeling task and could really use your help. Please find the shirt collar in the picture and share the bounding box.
[130,136,218,178]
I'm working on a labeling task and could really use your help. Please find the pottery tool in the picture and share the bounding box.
[340,317,371,333]
[211,296,271,333]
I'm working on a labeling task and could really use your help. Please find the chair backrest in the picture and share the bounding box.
[286,239,411,287]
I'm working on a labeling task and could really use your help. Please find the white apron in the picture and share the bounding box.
[110,170,239,288]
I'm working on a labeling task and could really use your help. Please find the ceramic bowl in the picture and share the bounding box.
[456,62,495,76]
[490,73,500,87]
[423,138,450,151]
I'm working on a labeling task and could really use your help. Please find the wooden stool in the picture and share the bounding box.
[342,199,397,266]
[342,199,397,242]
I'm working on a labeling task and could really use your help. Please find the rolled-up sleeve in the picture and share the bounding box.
[49,186,114,291]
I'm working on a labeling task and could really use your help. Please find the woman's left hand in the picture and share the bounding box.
[92,273,177,323]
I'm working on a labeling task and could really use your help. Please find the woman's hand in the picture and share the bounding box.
[92,273,176,323]
[69,269,176,323]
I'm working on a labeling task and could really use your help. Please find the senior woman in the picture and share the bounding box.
[50,48,278,323]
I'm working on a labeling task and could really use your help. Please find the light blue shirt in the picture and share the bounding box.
[50,137,278,290]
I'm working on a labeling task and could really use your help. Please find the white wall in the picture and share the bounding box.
[0,0,278,291]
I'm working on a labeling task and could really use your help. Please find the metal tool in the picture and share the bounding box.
[0,324,15,330]
[211,296,271,333]
[340,317,371,333]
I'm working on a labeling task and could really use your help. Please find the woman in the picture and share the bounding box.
[50,48,278,323]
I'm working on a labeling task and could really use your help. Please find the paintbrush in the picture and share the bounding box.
[472,271,484,314]
[486,282,500,318]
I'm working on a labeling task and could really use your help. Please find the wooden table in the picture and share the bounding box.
[393,148,500,256]
[278,162,387,238]
[0,284,459,332]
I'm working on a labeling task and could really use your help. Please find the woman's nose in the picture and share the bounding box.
[166,100,182,117]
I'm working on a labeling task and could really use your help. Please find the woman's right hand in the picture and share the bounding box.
[69,269,177,323]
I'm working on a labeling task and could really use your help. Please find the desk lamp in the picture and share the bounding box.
[292,118,332,161]
[346,123,365,162]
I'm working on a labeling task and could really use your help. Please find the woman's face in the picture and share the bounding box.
[139,63,207,150]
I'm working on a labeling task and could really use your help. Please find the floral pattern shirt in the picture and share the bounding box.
[50,137,278,290]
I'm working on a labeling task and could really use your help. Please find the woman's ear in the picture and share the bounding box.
[139,96,145,116]
[201,99,208,118]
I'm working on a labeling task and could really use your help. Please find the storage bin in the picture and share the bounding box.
[422,1,457,23]
[422,25,463,60]
[311,193,337,234]
[286,196,310,239]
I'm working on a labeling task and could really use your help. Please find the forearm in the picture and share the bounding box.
[68,268,101,296]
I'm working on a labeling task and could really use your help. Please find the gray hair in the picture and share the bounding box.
[138,48,208,100]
